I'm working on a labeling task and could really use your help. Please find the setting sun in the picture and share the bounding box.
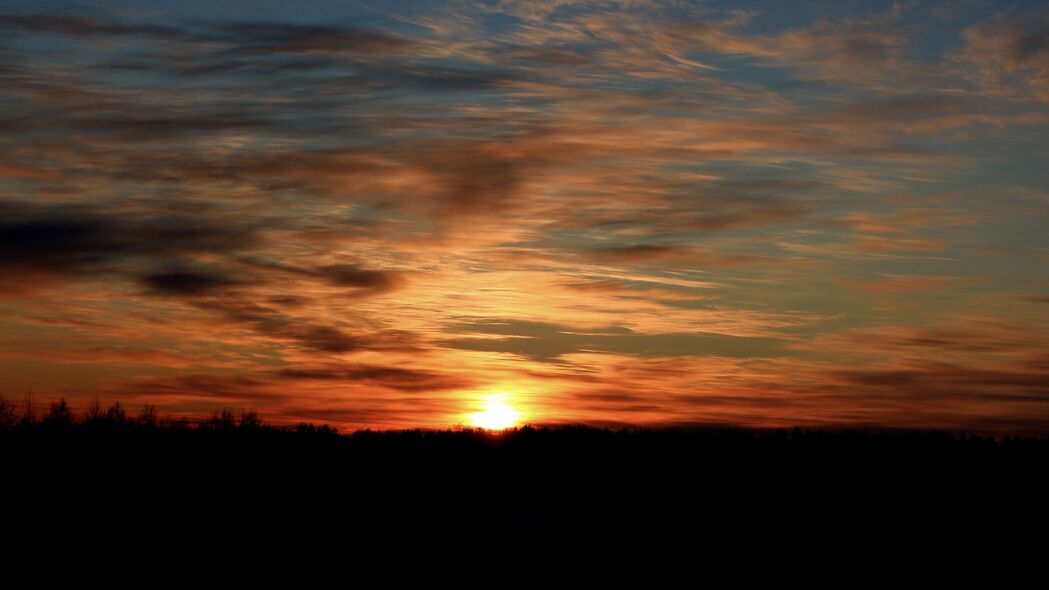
[470,395,520,430]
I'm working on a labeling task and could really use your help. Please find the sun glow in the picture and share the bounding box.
[470,394,520,430]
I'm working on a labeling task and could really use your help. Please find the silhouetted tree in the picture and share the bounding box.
[22,389,35,425]
[104,401,127,424]
[0,396,17,429]
[85,395,103,423]
[138,403,157,428]
[166,416,191,430]
[202,409,238,430]
[239,410,261,429]
[44,398,73,426]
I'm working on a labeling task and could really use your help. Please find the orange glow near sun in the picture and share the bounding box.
[470,394,520,430]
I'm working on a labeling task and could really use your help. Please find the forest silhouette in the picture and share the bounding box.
[3,395,1046,536]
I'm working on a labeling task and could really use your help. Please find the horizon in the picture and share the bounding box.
[2,0,1048,434]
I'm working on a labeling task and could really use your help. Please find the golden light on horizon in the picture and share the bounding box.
[470,394,520,430]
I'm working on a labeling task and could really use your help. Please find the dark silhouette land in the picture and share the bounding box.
[3,396,1047,540]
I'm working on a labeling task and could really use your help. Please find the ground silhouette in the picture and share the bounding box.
[2,396,1047,538]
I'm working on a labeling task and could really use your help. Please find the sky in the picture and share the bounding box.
[1,0,1048,433]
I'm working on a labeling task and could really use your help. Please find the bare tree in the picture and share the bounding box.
[44,398,73,426]
[138,403,157,428]
[104,401,127,423]
[0,396,18,428]
[239,410,262,429]
[85,395,103,422]
[22,389,35,425]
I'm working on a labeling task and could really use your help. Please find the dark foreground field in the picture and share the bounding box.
[4,408,1048,546]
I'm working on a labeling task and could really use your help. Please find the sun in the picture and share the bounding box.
[470,394,520,430]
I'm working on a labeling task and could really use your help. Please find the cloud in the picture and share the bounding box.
[806,94,976,135]
[130,373,280,402]
[208,22,413,55]
[559,278,713,303]
[441,319,787,363]
[582,244,768,267]
[0,208,128,276]
[0,202,257,292]
[0,14,412,57]
[234,259,408,298]
[288,325,365,353]
[316,264,407,294]
[812,322,1049,364]
[277,364,472,392]
[190,296,420,356]
[141,270,246,297]
[66,112,274,139]
[829,363,1049,400]
[0,13,183,38]
[584,244,686,264]
[685,204,808,231]
[957,8,1049,102]
[846,275,962,293]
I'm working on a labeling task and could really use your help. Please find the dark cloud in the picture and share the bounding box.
[572,390,648,403]
[582,244,767,266]
[550,182,811,236]
[166,57,338,77]
[959,8,1049,102]
[191,298,420,355]
[205,22,519,91]
[842,327,1033,355]
[107,43,514,95]
[829,363,1049,399]
[233,259,407,297]
[584,245,686,264]
[142,270,245,297]
[277,364,471,392]
[290,325,363,353]
[0,208,126,274]
[495,45,593,67]
[0,14,410,57]
[819,95,965,125]
[558,278,708,303]
[278,324,421,355]
[66,113,273,139]
[686,205,807,230]
[208,22,413,55]
[0,13,183,38]
[441,319,786,362]
[317,264,406,294]
[978,10,1049,68]
[1013,30,1049,64]
[131,373,284,402]
[267,295,312,308]
[427,148,531,219]
[357,63,518,91]
[167,141,549,221]
[0,201,257,292]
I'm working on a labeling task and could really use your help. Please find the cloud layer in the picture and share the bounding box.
[1,1,1047,433]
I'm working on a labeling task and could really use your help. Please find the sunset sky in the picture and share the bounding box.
[2,0,1048,433]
